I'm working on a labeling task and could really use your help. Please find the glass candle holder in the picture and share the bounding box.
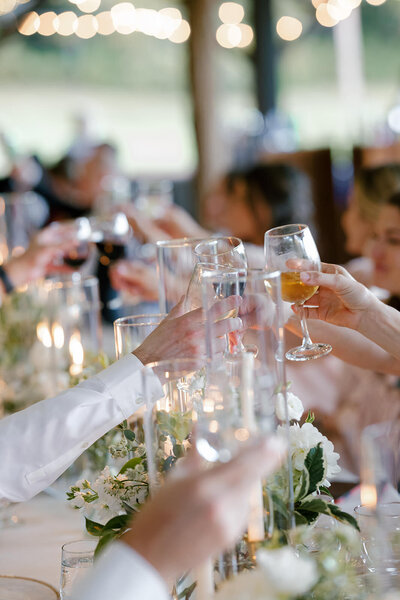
[156,237,204,313]
[36,274,102,392]
[142,357,205,490]
[60,539,97,600]
[114,313,165,359]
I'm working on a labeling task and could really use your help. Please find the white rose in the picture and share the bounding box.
[214,569,277,600]
[275,391,304,422]
[257,547,318,595]
[280,422,341,487]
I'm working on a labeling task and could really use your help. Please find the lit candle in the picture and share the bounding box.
[69,330,84,376]
[241,352,265,543]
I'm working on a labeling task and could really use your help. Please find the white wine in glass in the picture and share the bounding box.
[265,224,332,361]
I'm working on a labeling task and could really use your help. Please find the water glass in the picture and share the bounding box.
[354,503,400,576]
[114,313,165,359]
[60,539,97,599]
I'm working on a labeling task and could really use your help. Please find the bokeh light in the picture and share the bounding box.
[327,0,352,20]
[75,0,101,13]
[0,0,16,15]
[366,0,386,5]
[276,16,303,41]
[75,13,98,38]
[96,10,115,35]
[216,22,241,48]
[37,12,57,36]
[54,11,78,36]
[169,19,190,43]
[316,3,339,26]
[111,2,136,34]
[218,2,244,24]
[17,11,40,35]
[237,23,254,47]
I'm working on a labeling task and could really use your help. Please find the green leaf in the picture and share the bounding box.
[102,514,131,532]
[178,582,197,600]
[271,492,290,519]
[295,509,320,525]
[173,443,185,458]
[85,517,104,537]
[294,511,309,526]
[94,531,117,558]
[318,486,334,499]
[119,457,143,474]
[123,429,135,441]
[328,505,360,530]
[294,469,310,502]
[305,411,315,424]
[304,444,325,495]
[298,498,329,513]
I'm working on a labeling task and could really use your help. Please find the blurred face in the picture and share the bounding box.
[341,186,374,256]
[204,177,271,244]
[370,205,400,295]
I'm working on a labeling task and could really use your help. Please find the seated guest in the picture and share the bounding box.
[342,163,400,285]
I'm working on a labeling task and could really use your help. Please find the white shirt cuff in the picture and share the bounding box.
[96,354,163,419]
[75,541,170,600]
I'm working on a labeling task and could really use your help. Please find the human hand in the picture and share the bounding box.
[117,204,171,244]
[133,295,242,364]
[291,262,379,331]
[154,204,208,240]
[122,435,287,582]
[109,260,159,302]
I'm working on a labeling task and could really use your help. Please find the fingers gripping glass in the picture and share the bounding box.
[265,224,332,361]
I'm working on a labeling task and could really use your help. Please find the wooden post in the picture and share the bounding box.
[185,0,228,224]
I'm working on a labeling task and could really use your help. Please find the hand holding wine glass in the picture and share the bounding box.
[265,224,332,361]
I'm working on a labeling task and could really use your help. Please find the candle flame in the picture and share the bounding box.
[52,322,65,349]
[37,321,52,348]
[203,398,215,413]
[361,484,377,508]
[69,331,84,375]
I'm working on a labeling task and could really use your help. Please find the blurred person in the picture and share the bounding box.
[75,437,286,600]
[287,255,400,473]
[341,164,400,285]
[0,295,243,503]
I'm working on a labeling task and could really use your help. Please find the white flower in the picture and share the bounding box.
[275,391,304,422]
[72,491,85,509]
[215,569,276,600]
[280,422,341,487]
[115,474,128,482]
[257,547,318,595]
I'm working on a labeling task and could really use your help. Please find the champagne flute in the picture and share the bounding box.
[264,224,332,361]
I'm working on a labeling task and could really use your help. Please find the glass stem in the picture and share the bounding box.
[298,303,313,348]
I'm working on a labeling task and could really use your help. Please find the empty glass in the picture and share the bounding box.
[114,313,165,359]
[194,236,247,270]
[60,539,96,600]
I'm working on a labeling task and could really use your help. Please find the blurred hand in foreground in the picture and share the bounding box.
[123,435,287,582]
[110,260,159,303]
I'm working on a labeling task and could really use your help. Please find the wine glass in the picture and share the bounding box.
[194,236,247,270]
[90,212,131,266]
[264,224,332,361]
[62,217,93,270]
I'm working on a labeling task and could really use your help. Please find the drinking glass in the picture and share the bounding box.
[354,503,400,576]
[156,237,203,313]
[194,236,247,270]
[114,313,165,359]
[60,539,96,600]
[264,224,332,361]
[90,212,132,266]
[135,179,173,218]
[61,217,93,271]
[141,357,205,491]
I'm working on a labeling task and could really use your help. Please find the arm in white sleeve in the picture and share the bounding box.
[74,542,169,600]
[0,354,162,503]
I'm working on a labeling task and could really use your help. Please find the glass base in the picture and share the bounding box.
[286,342,332,362]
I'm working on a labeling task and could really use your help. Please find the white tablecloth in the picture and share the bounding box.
[0,493,86,590]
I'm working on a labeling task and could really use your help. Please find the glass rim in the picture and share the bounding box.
[194,236,243,257]
[354,502,400,517]
[265,224,309,238]
[61,539,97,553]
[43,274,99,291]
[156,237,205,249]
[200,267,281,282]
[114,313,166,327]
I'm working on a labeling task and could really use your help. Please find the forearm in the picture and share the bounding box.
[286,316,400,375]
[358,299,400,361]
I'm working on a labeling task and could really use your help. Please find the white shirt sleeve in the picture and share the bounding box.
[0,354,163,503]
[74,542,170,600]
